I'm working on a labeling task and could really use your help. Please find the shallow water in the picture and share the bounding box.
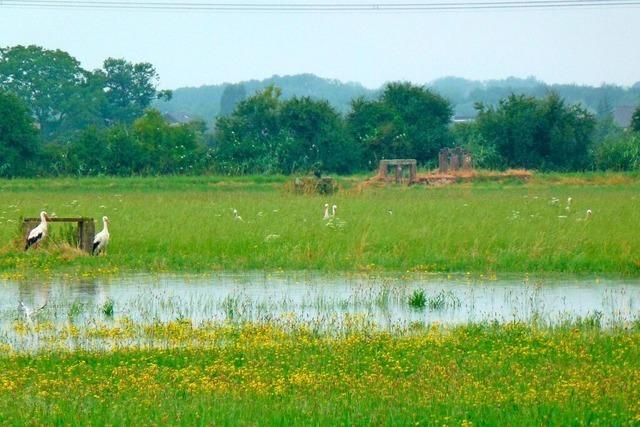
[2,273,639,330]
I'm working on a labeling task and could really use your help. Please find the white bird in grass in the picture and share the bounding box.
[586,209,592,219]
[233,209,243,221]
[331,204,337,217]
[93,216,110,256]
[323,203,330,220]
[25,211,48,250]
[18,300,47,324]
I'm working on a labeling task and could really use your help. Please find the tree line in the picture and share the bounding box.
[1,45,639,177]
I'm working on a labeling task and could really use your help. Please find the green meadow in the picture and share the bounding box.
[1,322,639,425]
[1,173,639,278]
[2,173,640,426]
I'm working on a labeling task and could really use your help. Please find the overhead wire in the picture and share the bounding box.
[2,0,640,11]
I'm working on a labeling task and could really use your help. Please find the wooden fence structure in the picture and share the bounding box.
[23,217,95,253]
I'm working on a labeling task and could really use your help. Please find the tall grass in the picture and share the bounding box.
[0,174,639,277]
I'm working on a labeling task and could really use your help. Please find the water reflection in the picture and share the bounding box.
[1,273,638,330]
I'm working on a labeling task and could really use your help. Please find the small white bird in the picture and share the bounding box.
[25,211,48,250]
[323,203,330,220]
[92,216,110,255]
[233,209,243,221]
[567,197,573,206]
[586,209,592,219]
[331,204,337,217]
[18,300,47,323]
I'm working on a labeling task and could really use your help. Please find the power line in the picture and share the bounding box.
[3,0,640,11]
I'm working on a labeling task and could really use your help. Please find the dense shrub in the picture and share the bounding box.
[593,133,640,171]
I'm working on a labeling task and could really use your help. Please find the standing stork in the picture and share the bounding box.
[331,204,337,217]
[323,203,330,220]
[93,216,110,255]
[25,211,48,250]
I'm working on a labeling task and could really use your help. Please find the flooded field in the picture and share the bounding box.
[1,273,639,350]
[2,273,640,425]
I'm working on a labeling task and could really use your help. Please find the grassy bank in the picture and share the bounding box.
[1,173,639,277]
[1,322,639,425]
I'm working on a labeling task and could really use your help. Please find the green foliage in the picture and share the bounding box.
[593,133,640,171]
[102,298,114,317]
[98,58,170,124]
[592,114,623,144]
[215,86,360,174]
[1,44,638,176]
[347,82,452,168]
[0,45,169,141]
[1,175,640,277]
[1,323,639,425]
[451,122,501,169]
[0,90,40,177]
[474,93,596,171]
[0,45,100,139]
[160,73,377,122]
[161,74,640,126]
[408,289,426,309]
[65,110,207,176]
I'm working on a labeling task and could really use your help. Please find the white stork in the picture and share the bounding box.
[331,204,337,217]
[92,216,110,255]
[24,211,48,250]
[323,203,330,220]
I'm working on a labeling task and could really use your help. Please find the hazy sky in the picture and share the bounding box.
[2,2,639,89]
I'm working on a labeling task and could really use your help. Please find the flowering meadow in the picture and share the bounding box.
[1,321,639,425]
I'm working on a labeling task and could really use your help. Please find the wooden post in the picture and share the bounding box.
[78,219,95,253]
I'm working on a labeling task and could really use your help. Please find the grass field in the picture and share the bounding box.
[1,321,639,425]
[3,173,640,425]
[1,173,639,278]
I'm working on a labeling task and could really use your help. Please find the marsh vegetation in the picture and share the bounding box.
[1,174,640,278]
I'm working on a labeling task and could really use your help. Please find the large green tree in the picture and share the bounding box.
[347,82,452,168]
[0,45,101,139]
[214,86,359,174]
[474,93,595,170]
[98,58,172,124]
[0,90,41,177]
[0,45,171,139]
[278,97,360,173]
